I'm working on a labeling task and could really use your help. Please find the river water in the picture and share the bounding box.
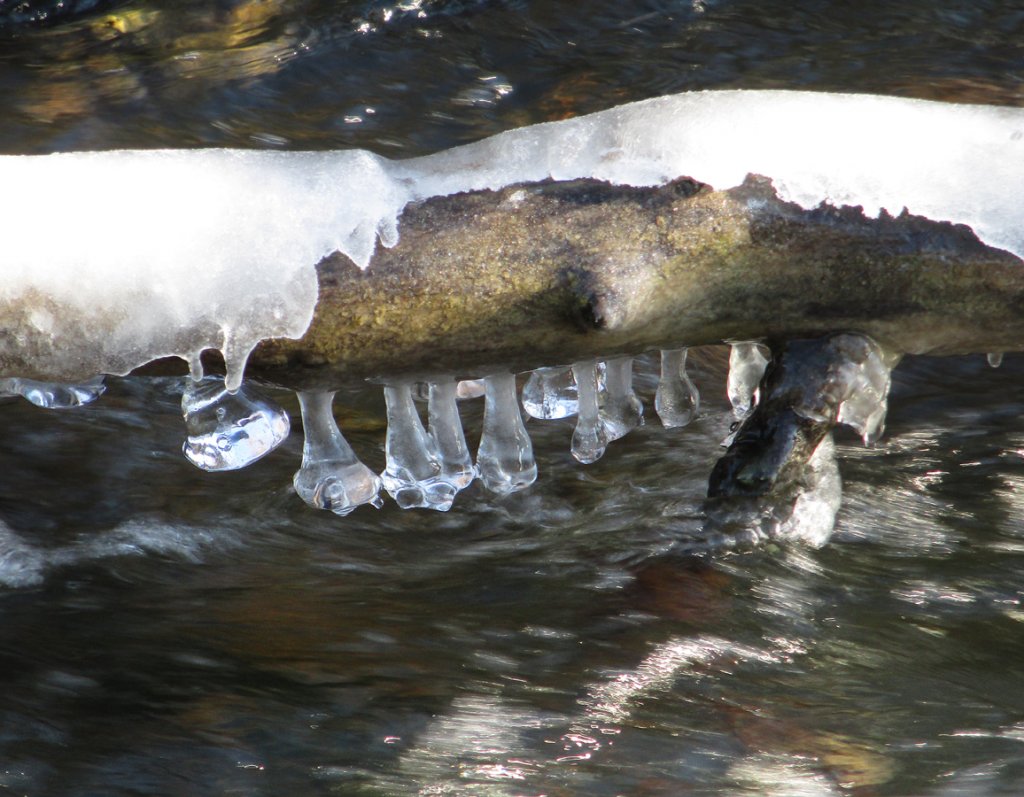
[3,2,1024,795]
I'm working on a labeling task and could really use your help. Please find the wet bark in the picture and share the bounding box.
[148,173,1024,390]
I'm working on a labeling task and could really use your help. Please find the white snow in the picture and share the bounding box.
[2,89,1022,385]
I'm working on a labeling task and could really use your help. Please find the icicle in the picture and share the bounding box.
[380,383,457,511]
[987,352,1004,368]
[570,360,607,464]
[727,342,769,418]
[831,336,897,446]
[181,377,290,471]
[427,379,476,491]
[521,366,578,420]
[293,390,383,515]
[187,351,205,382]
[655,348,700,428]
[0,376,106,409]
[599,356,643,441]
[477,372,537,495]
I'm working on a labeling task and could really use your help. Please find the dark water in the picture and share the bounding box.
[3,2,1024,795]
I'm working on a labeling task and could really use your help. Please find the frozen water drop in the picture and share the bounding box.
[831,336,896,446]
[455,379,486,399]
[427,379,476,491]
[293,391,383,515]
[522,366,578,420]
[477,372,537,495]
[0,376,106,409]
[181,377,290,471]
[599,357,643,441]
[187,352,205,382]
[570,360,607,464]
[655,348,700,428]
[381,383,456,511]
[727,342,770,418]
[988,352,1004,368]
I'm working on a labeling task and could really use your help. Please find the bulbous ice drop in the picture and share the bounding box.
[727,342,770,418]
[427,379,476,491]
[655,348,700,428]
[0,376,106,409]
[988,352,1004,368]
[522,366,578,420]
[381,383,457,511]
[181,377,290,471]
[570,360,607,464]
[598,357,643,441]
[293,390,383,515]
[477,372,537,495]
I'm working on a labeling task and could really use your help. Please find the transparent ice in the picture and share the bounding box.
[455,379,486,400]
[181,377,290,472]
[381,383,456,511]
[727,342,770,418]
[987,352,1004,369]
[570,360,607,464]
[599,357,643,441]
[427,379,476,491]
[522,366,578,420]
[477,372,537,495]
[0,376,106,409]
[655,348,700,428]
[832,337,896,445]
[293,390,383,515]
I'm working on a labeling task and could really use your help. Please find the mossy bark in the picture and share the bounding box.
[240,174,1024,390]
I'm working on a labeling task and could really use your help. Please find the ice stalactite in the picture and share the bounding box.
[181,377,290,471]
[293,390,383,515]
[522,366,578,420]
[727,342,770,418]
[426,379,476,492]
[0,376,106,409]
[455,379,486,400]
[570,360,608,464]
[987,352,1004,369]
[476,372,537,495]
[655,348,700,428]
[381,383,457,511]
[599,357,644,441]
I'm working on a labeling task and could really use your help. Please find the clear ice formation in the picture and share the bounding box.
[987,352,1004,368]
[830,338,896,445]
[570,360,608,464]
[427,380,476,491]
[5,90,1024,389]
[0,375,106,409]
[293,390,383,515]
[381,383,457,511]
[727,342,770,418]
[655,348,700,428]
[476,372,537,495]
[521,366,578,420]
[180,377,291,471]
[599,357,643,441]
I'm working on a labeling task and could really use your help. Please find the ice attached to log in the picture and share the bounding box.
[599,357,643,441]
[727,342,770,418]
[426,380,476,491]
[3,90,1024,386]
[293,391,383,515]
[655,348,700,428]
[381,383,456,511]
[476,373,537,495]
[522,367,578,420]
[0,376,105,409]
[570,360,607,464]
[181,377,291,472]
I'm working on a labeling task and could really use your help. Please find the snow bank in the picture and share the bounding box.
[1,90,1022,385]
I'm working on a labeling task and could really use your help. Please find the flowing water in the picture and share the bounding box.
[3,2,1024,795]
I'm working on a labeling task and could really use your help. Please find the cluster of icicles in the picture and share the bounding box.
[0,346,714,515]
[2,337,946,515]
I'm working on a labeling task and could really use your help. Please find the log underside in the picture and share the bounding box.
[226,174,1024,391]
